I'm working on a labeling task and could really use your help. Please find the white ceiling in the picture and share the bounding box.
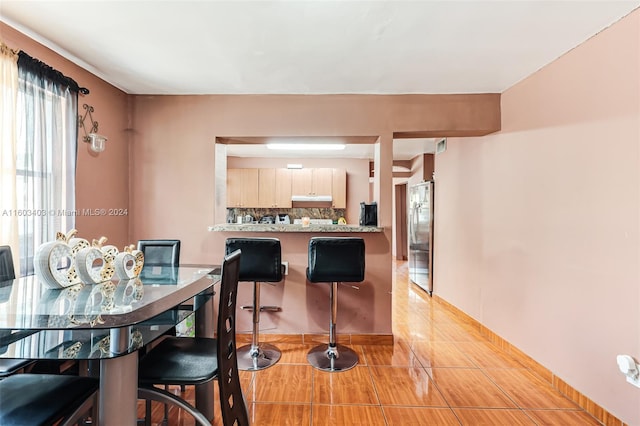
[1,0,637,160]
[1,1,638,96]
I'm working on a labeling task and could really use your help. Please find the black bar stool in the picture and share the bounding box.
[225,238,283,370]
[306,237,365,372]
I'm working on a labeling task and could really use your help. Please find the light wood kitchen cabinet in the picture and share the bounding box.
[314,168,333,195]
[290,169,312,196]
[291,168,333,196]
[227,167,345,208]
[331,168,347,208]
[258,168,292,208]
[274,168,292,208]
[227,168,259,207]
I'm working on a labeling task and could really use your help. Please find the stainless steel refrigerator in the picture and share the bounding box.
[408,181,434,295]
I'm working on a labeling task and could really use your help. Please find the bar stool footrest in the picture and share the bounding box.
[239,305,282,312]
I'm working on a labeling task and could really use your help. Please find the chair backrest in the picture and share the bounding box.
[137,240,181,266]
[225,238,282,283]
[307,237,365,283]
[217,249,250,426]
[0,245,16,282]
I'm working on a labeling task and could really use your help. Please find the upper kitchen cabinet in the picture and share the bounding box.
[227,168,259,207]
[258,168,292,208]
[332,168,346,208]
[227,167,345,209]
[291,168,333,197]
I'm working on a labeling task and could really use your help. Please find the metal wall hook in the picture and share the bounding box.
[78,103,98,142]
[78,104,107,152]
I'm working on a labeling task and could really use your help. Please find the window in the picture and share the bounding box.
[13,54,78,276]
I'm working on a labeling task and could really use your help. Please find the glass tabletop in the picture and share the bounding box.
[0,265,219,331]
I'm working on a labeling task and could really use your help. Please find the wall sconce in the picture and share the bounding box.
[87,133,107,153]
[78,103,108,153]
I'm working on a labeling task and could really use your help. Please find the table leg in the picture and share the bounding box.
[194,288,215,421]
[99,350,138,425]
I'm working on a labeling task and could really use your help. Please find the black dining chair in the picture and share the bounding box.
[0,245,15,282]
[137,239,181,283]
[0,374,99,425]
[136,239,184,421]
[137,249,249,426]
[137,239,181,267]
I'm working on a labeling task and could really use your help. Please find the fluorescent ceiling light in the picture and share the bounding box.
[267,143,346,151]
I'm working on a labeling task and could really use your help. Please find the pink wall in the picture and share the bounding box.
[2,23,130,248]
[128,93,499,264]
[129,94,498,335]
[227,156,370,224]
[433,11,640,424]
[410,153,434,186]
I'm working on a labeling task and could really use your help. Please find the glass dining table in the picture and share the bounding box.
[0,264,220,425]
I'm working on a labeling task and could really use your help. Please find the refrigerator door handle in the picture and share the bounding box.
[410,205,420,244]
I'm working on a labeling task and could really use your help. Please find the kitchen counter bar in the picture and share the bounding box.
[208,224,382,233]
[206,223,392,339]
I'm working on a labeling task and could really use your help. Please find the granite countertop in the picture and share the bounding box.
[208,223,383,233]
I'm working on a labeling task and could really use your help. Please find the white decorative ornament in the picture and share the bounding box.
[102,245,119,257]
[114,245,144,279]
[34,229,81,289]
[75,246,105,284]
[68,237,90,256]
[75,237,115,284]
[114,251,136,279]
[101,244,119,278]
[34,231,137,289]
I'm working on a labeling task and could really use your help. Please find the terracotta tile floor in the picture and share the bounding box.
[138,260,603,425]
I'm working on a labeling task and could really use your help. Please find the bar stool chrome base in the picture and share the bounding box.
[307,344,358,372]
[237,343,281,371]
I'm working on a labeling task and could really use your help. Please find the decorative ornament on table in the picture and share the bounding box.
[34,229,82,289]
[68,235,90,256]
[101,243,120,280]
[75,236,115,284]
[102,244,119,265]
[114,244,144,279]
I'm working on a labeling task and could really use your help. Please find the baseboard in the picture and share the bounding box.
[432,294,627,426]
[236,333,394,346]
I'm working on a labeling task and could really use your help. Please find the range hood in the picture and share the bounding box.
[291,195,332,202]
